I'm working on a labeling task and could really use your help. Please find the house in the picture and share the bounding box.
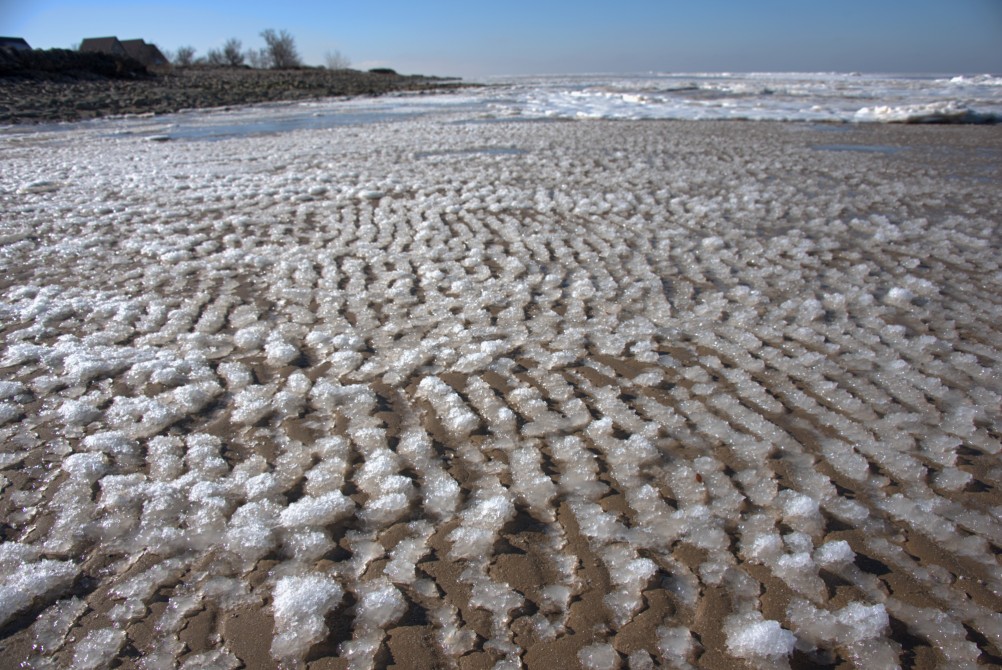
[0,37,32,51]
[80,37,168,67]
[79,37,127,57]
[121,39,169,67]
[81,36,169,68]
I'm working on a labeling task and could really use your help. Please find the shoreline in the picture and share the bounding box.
[0,66,473,125]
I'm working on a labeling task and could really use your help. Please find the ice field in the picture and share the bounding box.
[494,72,1002,124]
[1,85,1002,669]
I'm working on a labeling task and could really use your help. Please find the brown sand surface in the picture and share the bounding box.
[0,116,1001,669]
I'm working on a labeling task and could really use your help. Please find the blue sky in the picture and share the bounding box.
[3,0,1000,77]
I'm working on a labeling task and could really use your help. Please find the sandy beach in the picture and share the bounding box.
[1,115,1000,669]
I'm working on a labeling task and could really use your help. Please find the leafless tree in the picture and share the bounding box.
[324,49,351,70]
[245,48,268,69]
[205,49,225,66]
[174,46,196,67]
[260,29,301,69]
[223,38,245,67]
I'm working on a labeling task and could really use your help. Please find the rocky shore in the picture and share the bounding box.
[0,49,469,124]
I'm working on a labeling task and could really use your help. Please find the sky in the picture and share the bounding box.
[2,0,1001,78]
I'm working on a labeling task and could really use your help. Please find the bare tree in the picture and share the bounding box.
[174,46,196,67]
[324,49,351,70]
[205,49,225,66]
[223,38,245,67]
[260,29,301,69]
[245,48,269,69]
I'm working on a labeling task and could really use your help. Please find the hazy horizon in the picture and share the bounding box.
[3,0,1001,78]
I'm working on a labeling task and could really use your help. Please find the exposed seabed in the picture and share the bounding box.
[1,117,1001,669]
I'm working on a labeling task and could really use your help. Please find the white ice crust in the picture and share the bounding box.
[0,89,999,668]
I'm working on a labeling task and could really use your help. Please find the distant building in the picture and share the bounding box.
[120,39,169,67]
[0,37,32,51]
[79,37,128,57]
[79,36,169,67]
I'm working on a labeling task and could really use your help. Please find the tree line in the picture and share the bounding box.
[170,30,350,71]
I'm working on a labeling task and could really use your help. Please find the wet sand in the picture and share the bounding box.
[0,118,1001,669]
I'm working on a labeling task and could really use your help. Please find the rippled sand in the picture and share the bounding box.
[1,118,1001,669]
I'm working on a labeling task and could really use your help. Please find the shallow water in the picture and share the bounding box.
[811,143,906,154]
[143,111,427,142]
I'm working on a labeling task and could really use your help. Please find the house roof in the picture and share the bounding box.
[120,39,168,66]
[80,37,126,55]
[143,43,168,66]
[120,39,148,59]
[0,37,31,50]
[149,45,168,65]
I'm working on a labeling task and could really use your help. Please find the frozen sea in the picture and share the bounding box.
[4,71,1002,141]
[1,73,1001,669]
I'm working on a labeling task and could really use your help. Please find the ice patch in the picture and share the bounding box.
[271,574,344,663]
[280,491,355,528]
[0,559,79,627]
[577,642,621,669]
[855,101,997,124]
[723,612,796,659]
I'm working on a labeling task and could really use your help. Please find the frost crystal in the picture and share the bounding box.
[724,612,796,659]
[271,574,344,663]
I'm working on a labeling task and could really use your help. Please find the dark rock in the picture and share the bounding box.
[0,47,150,81]
[0,65,474,124]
